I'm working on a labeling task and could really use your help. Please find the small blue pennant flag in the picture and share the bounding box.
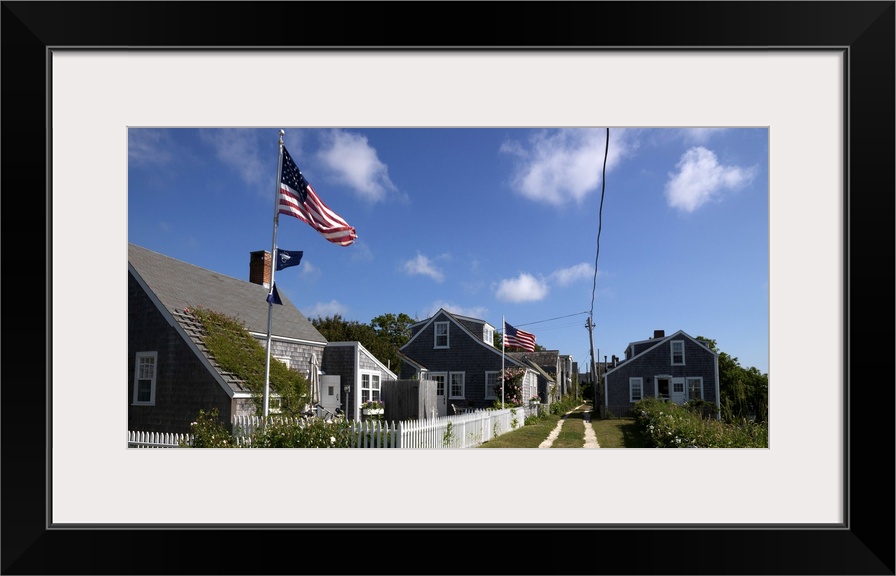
[266,283,283,305]
[275,249,303,271]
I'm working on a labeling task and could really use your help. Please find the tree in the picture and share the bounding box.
[697,336,769,424]
[311,312,417,374]
[369,312,416,371]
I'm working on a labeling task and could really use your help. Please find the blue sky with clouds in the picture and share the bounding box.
[128,127,769,374]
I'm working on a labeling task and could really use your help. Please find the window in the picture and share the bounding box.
[274,355,291,369]
[361,371,382,404]
[429,372,447,397]
[673,380,685,394]
[629,377,643,402]
[483,325,494,346]
[687,377,703,400]
[132,352,157,405]
[449,372,465,399]
[484,371,499,399]
[434,322,449,348]
[269,395,283,414]
[671,340,685,365]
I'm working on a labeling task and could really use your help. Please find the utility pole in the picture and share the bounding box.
[586,316,598,414]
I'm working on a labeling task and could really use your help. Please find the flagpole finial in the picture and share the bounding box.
[280,129,284,136]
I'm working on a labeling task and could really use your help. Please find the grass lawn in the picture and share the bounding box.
[591,417,649,448]
[477,413,563,448]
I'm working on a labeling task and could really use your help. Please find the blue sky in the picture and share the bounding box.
[128,127,769,374]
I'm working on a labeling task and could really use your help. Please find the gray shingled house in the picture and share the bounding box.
[602,329,720,418]
[397,308,540,416]
[128,243,328,434]
[505,351,557,405]
[321,341,397,421]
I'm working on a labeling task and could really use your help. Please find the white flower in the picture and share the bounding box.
[330,436,336,444]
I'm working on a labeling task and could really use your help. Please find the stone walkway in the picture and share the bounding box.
[538,404,601,448]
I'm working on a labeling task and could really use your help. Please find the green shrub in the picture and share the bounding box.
[634,397,768,448]
[248,417,354,448]
[183,408,235,448]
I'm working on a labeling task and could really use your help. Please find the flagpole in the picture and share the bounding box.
[263,130,286,418]
[501,315,505,408]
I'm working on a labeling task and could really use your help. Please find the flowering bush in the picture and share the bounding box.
[493,367,525,406]
[529,395,541,403]
[362,399,384,410]
[633,397,768,448]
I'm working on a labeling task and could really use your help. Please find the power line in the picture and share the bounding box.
[515,311,589,328]
[590,127,609,318]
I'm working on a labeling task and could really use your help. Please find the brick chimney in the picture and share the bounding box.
[653,330,665,339]
[249,250,272,288]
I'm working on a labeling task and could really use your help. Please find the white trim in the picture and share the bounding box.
[325,341,398,379]
[686,376,704,401]
[399,308,529,370]
[449,371,465,399]
[629,377,643,402]
[434,321,449,348]
[132,351,158,405]
[671,340,685,365]
[484,371,499,399]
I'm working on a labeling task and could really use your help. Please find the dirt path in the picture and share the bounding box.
[538,404,601,448]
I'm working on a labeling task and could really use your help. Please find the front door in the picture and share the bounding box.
[670,377,687,405]
[431,373,448,417]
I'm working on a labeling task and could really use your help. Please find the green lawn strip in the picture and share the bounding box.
[478,414,563,448]
[591,417,649,448]
[550,413,586,448]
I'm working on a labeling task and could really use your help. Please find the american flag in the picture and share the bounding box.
[504,321,536,352]
[278,146,357,246]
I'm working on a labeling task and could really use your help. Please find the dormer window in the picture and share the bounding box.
[435,321,449,348]
[483,325,494,346]
[671,340,685,365]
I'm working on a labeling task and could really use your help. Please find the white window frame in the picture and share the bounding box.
[449,372,465,399]
[484,371,499,399]
[434,321,449,348]
[132,351,158,405]
[483,325,494,346]
[361,370,382,405]
[629,377,643,402]
[671,340,685,365]
[269,395,283,414]
[687,377,704,400]
[274,355,291,369]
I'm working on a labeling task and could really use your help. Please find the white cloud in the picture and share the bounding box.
[303,299,349,319]
[500,128,636,206]
[349,241,374,263]
[317,130,397,202]
[128,129,173,167]
[680,128,727,144]
[402,253,444,282]
[495,273,549,302]
[424,301,488,320]
[200,129,268,189]
[550,263,595,287]
[665,146,757,213]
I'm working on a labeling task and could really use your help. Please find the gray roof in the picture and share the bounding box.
[505,352,556,382]
[129,243,326,344]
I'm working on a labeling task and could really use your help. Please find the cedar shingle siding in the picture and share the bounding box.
[128,243,327,435]
[604,332,718,418]
[399,310,511,409]
[128,273,242,433]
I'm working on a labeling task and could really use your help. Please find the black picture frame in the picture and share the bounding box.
[3,2,893,574]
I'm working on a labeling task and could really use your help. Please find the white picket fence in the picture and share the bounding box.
[128,430,193,448]
[128,405,536,449]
